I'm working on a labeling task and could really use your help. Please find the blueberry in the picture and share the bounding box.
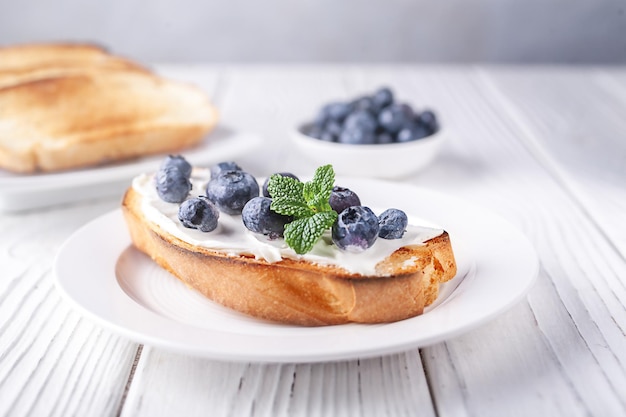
[417,109,438,134]
[413,124,431,140]
[206,170,259,215]
[351,96,376,113]
[325,120,343,137]
[343,110,377,133]
[338,128,376,145]
[178,196,219,232]
[242,197,292,239]
[325,102,352,122]
[160,155,192,179]
[332,206,379,252]
[319,131,336,142]
[396,128,414,143]
[373,87,394,110]
[378,103,414,134]
[397,123,429,142]
[378,208,408,239]
[262,172,299,197]
[396,126,415,142]
[400,103,415,118]
[210,161,242,179]
[316,120,341,142]
[329,186,361,213]
[155,166,192,203]
[313,106,330,127]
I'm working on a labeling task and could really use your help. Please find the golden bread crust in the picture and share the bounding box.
[0,43,148,89]
[121,186,457,326]
[0,43,217,173]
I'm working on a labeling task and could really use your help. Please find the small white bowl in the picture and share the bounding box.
[292,125,447,179]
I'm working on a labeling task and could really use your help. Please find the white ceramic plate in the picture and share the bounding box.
[0,127,262,212]
[54,179,538,363]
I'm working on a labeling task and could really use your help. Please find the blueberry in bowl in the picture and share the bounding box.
[293,87,447,178]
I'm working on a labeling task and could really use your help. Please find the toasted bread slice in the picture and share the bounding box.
[0,69,218,173]
[0,43,147,88]
[121,185,457,326]
[0,43,127,71]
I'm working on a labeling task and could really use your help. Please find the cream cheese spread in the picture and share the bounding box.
[132,169,444,276]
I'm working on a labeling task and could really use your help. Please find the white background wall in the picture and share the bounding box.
[1,0,625,63]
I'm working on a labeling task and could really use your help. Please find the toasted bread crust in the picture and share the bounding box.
[0,43,148,89]
[0,43,217,173]
[121,186,457,326]
[0,43,113,70]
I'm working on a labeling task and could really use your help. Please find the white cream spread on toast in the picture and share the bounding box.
[132,169,443,275]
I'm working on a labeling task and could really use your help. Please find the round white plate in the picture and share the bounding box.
[54,179,538,363]
[0,127,262,212]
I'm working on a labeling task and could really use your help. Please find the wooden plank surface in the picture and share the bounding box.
[1,66,625,417]
[0,200,137,417]
[121,349,435,417]
[478,67,626,257]
[417,67,626,416]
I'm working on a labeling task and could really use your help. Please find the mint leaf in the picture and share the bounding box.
[312,164,335,200]
[302,181,318,205]
[267,165,338,254]
[303,164,334,205]
[284,211,338,254]
[308,194,333,213]
[267,174,304,200]
[271,197,313,218]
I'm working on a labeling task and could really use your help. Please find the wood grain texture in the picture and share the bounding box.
[477,67,626,259]
[375,66,626,416]
[0,200,138,417]
[121,347,435,417]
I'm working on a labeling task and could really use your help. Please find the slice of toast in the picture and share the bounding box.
[0,43,147,88]
[0,43,131,71]
[0,68,218,173]
[121,185,457,326]
[0,43,217,173]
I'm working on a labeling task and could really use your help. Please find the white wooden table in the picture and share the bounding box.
[1,65,625,417]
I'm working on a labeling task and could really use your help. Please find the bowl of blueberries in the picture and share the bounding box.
[293,87,446,178]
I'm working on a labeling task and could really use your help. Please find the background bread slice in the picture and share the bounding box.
[121,186,457,326]
[0,43,147,88]
[0,43,123,70]
[0,43,217,173]
[0,68,217,173]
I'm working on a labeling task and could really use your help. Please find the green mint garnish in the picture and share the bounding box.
[268,165,338,254]
[283,212,337,255]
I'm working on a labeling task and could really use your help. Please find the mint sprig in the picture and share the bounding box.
[268,165,338,254]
